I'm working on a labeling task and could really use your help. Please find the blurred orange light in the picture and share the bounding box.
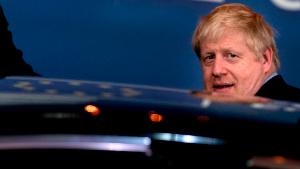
[84,105,101,116]
[197,115,210,123]
[149,111,163,123]
[273,156,286,164]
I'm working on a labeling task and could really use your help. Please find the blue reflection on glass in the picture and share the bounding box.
[152,133,224,145]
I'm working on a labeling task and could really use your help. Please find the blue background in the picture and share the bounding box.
[1,0,299,90]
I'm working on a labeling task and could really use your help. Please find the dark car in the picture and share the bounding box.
[0,76,300,168]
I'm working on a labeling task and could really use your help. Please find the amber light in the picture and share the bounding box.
[273,156,286,164]
[84,104,101,116]
[149,111,163,123]
[197,115,210,123]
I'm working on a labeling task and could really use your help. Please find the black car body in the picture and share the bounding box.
[0,76,300,168]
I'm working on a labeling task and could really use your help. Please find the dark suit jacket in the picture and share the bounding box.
[0,5,40,77]
[256,75,300,103]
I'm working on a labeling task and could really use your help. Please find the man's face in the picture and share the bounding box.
[200,29,269,96]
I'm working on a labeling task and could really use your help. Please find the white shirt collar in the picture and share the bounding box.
[264,72,278,84]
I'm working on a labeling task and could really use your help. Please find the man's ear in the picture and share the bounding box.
[262,47,273,73]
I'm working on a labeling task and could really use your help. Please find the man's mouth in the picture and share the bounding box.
[212,84,234,92]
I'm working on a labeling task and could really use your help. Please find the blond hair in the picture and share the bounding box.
[192,3,280,70]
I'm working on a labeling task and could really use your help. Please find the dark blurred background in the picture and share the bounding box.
[1,0,299,90]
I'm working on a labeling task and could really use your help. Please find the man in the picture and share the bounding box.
[0,5,40,78]
[192,3,300,103]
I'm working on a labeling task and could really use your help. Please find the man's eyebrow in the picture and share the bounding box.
[222,48,241,54]
[200,52,214,58]
[201,50,215,54]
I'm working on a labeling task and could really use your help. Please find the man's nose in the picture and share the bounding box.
[212,57,227,77]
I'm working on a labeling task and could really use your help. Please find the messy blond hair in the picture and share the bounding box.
[192,3,280,70]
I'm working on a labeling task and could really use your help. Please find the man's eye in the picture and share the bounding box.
[202,54,215,64]
[225,53,239,61]
[228,53,237,58]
